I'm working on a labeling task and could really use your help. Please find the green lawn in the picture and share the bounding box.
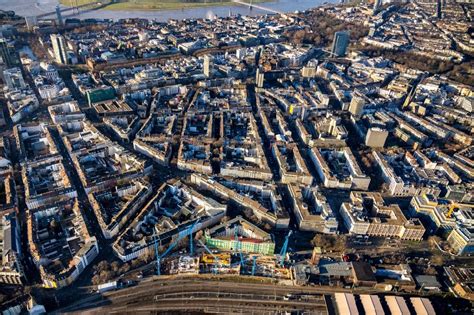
[60,0,268,11]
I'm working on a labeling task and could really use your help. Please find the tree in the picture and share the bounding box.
[95,260,109,274]
[92,275,101,285]
[119,263,130,274]
[111,261,120,274]
[312,234,335,248]
[311,234,346,252]
[131,258,142,269]
[99,270,113,283]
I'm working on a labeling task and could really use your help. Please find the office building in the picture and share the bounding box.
[436,0,442,19]
[340,191,425,240]
[51,34,68,64]
[447,227,474,256]
[331,31,350,57]
[256,67,265,88]
[373,0,382,15]
[203,55,213,78]
[0,38,19,67]
[349,94,365,117]
[309,146,371,190]
[3,68,26,90]
[0,213,24,285]
[365,127,388,148]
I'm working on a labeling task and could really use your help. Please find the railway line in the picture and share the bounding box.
[59,277,333,313]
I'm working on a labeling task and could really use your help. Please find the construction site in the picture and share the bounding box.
[155,215,294,281]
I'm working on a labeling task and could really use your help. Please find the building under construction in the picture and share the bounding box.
[200,253,240,274]
[204,216,275,255]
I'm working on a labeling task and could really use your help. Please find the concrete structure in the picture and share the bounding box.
[51,34,68,65]
[349,94,365,117]
[287,184,339,233]
[112,180,226,262]
[410,194,474,237]
[331,31,350,57]
[220,112,272,181]
[203,55,213,78]
[5,88,39,124]
[22,156,77,210]
[134,113,176,165]
[340,192,425,240]
[365,128,388,148]
[373,0,382,14]
[88,180,153,239]
[0,213,24,285]
[27,199,99,288]
[48,101,85,124]
[205,216,275,255]
[0,38,19,67]
[272,143,312,185]
[309,146,371,190]
[190,174,283,228]
[447,227,474,255]
[373,151,445,197]
[3,68,26,90]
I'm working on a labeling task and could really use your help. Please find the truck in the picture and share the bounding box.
[97,281,118,293]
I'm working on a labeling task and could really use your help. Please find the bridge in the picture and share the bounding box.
[231,0,285,16]
[36,1,105,19]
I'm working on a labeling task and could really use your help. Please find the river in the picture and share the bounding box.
[0,0,337,21]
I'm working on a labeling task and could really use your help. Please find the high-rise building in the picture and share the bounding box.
[436,0,442,19]
[256,67,265,88]
[51,34,68,64]
[3,67,26,90]
[236,48,247,60]
[331,31,350,57]
[0,38,19,67]
[203,55,213,78]
[56,5,63,26]
[365,127,389,148]
[373,0,382,15]
[302,60,318,78]
[349,94,365,117]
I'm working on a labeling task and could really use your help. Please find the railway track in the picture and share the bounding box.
[60,278,333,313]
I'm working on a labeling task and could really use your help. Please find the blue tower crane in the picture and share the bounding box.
[279,230,292,266]
[234,228,245,267]
[251,255,258,276]
[188,218,201,256]
[152,227,160,276]
[153,219,200,276]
